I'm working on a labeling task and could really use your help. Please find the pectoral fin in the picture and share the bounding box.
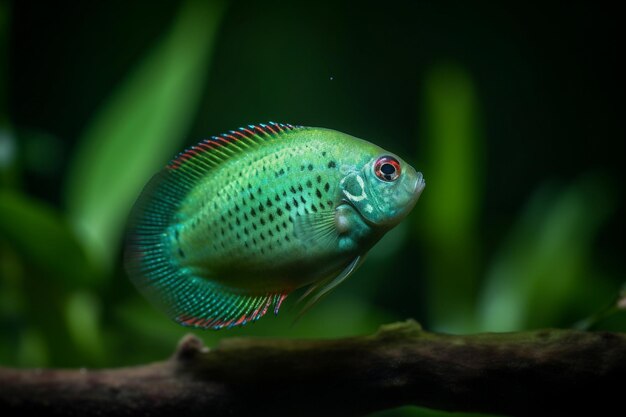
[293,208,339,249]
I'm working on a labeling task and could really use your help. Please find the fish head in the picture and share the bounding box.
[339,152,425,229]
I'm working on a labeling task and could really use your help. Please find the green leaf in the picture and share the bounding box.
[0,190,98,288]
[478,175,614,331]
[65,291,106,365]
[419,64,484,332]
[64,0,225,268]
[17,328,48,368]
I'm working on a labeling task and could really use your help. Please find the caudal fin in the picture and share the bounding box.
[124,155,288,329]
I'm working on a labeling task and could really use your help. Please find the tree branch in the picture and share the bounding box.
[1,320,624,416]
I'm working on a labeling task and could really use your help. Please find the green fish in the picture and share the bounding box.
[125,123,425,329]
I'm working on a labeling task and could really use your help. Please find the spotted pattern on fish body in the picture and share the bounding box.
[125,122,425,329]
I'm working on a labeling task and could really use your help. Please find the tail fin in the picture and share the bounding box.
[124,168,287,329]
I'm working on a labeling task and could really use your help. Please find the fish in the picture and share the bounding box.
[125,122,425,329]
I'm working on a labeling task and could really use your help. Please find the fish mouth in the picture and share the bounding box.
[411,171,426,196]
[400,170,425,215]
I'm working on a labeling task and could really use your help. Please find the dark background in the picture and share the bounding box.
[1,1,624,416]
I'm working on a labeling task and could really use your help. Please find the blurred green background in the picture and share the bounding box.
[1,1,624,416]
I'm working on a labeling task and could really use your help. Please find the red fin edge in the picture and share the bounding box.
[167,122,298,171]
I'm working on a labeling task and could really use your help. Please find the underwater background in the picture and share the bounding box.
[1,1,624,416]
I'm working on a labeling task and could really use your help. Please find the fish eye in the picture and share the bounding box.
[374,156,401,182]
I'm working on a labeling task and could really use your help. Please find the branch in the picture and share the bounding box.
[1,320,624,417]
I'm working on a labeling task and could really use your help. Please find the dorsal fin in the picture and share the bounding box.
[167,122,300,170]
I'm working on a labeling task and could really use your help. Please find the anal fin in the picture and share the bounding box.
[133,260,290,330]
[174,285,289,330]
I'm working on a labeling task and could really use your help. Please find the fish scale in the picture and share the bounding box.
[125,122,425,329]
[175,138,350,282]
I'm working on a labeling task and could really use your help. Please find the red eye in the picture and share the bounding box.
[374,156,401,182]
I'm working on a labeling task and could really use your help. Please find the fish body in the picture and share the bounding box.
[125,123,425,329]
